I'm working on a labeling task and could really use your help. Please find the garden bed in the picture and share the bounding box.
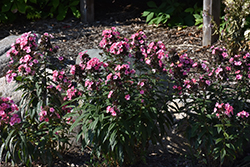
[0,4,233,167]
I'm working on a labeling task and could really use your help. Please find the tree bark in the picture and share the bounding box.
[203,0,212,46]
[80,0,94,23]
[202,0,221,46]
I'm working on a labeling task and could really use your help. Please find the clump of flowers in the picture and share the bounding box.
[213,102,234,118]
[0,97,20,126]
[67,28,173,166]
[1,32,73,166]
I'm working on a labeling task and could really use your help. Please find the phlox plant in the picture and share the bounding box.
[2,32,74,166]
[65,27,174,166]
[169,45,250,166]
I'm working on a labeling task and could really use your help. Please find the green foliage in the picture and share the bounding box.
[64,29,174,166]
[0,32,71,166]
[0,0,81,23]
[218,0,250,56]
[142,0,202,27]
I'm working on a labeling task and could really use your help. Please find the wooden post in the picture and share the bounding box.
[202,0,221,46]
[80,0,94,23]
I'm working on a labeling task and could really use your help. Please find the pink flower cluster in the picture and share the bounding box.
[106,105,119,116]
[110,41,130,55]
[0,97,20,126]
[237,110,250,118]
[213,102,234,118]
[39,106,69,122]
[6,32,59,83]
[130,30,147,47]
[6,32,40,82]
[140,41,168,71]
[99,27,121,52]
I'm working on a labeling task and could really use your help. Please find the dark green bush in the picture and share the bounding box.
[142,0,202,27]
[0,0,81,23]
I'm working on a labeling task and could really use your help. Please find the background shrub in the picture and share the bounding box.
[0,0,80,23]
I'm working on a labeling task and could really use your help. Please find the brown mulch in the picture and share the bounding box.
[0,2,224,167]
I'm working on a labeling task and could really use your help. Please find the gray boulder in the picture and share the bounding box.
[0,77,22,104]
[0,35,22,78]
[76,48,104,64]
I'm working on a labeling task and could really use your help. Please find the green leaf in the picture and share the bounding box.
[193,14,201,19]
[146,12,154,23]
[185,8,194,14]
[156,14,163,25]
[142,10,151,17]
[29,0,37,3]
[89,119,98,130]
[52,0,59,8]
[158,2,167,9]
[215,138,224,144]
[38,121,48,129]
[226,143,235,151]
[69,114,84,131]
[70,7,81,18]
[69,0,79,6]
[148,17,158,25]
[147,1,157,8]
[56,4,67,21]
[0,143,5,162]
[220,148,226,163]
[165,7,175,14]
[16,1,26,14]
[2,2,12,12]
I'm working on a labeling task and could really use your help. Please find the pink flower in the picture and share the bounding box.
[215,67,223,75]
[24,54,32,62]
[236,74,242,80]
[108,91,113,98]
[234,61,242,66]
[70,65,76,75]
[237,110,249,118]
[224,103,233,117]
[56,85,62,91]
[235,70,241,74]
[146,59,151,65]
[52,70,58,81]
[205,80,211,86]
[106,106,116,116]
[140,90,144,94]
[0,110,6,118]
[50,107,55,112]
[25,67,31,73]
[47,85,53,89]
[66,87,77,100]
[58,56,64,61]
[39,110,47,117]
[225,66,231,71]
[106,73,112,81]
[125,94,130,100]
[222,52,228,58]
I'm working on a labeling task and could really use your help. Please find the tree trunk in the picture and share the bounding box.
[80,0,94,23]
[202,0,221,46]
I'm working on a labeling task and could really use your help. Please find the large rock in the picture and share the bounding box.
[0,77,22,104]
[0,35,22,78]
[76,48,104,64]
